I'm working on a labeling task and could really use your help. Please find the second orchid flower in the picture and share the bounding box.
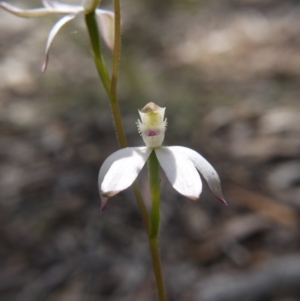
[0,0,114,71]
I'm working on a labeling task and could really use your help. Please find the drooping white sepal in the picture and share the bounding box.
[99,147,152,199]
[42,14,76,72]
[155,147,202,200]
[168,146,226,204]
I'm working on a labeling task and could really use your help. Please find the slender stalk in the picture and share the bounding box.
[84,12,127,148]
[148,151,166,301]
[111,0,121,101]
[148,151,161,238]
[108,0,128,145]
[85,12,110,95]
[149,238,166,301]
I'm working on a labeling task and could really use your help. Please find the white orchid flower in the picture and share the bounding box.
[98,102,226,211]
[0,0,114,71]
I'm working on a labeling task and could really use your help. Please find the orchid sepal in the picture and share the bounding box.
[98,147,152,207]
[42,14,76,72]
[167,146,227,205]
[155,147,202,201]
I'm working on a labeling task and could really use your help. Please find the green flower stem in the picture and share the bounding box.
[85,12,110,95]
[149,237,166,301]
[148,151,161,239]
[84,12,127,148]
[109,0,127,149]
[111,0,121,100]
[148,151,166,301]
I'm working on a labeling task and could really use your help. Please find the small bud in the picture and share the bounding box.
[137,102,167,148]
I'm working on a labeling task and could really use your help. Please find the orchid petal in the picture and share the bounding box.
[168,146,226,204]
[155,147,202,200]
[0,2,55,17]
[42,14,76,72]
[99,147,152,199]
[95,9,115,50]
[0,2,81,17]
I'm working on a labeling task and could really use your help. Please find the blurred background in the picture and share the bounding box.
[1,0,300,300]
